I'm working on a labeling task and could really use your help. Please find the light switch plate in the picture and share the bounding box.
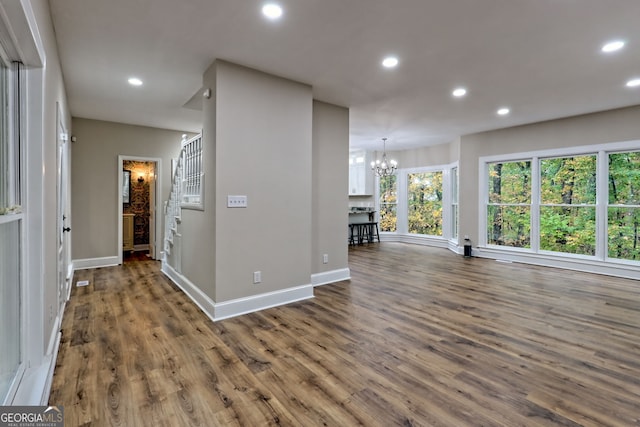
[227,195,247,208]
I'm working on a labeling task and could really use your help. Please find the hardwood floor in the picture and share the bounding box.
[50,244,640,426]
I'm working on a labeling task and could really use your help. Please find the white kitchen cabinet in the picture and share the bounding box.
[348,150,373,195]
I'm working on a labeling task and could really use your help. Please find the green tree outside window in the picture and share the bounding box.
[408,172,443,235]
[379,175,397,232]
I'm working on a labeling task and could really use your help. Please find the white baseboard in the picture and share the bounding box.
[213,284,313,321]
[448,240,463,254]
[162,261,217,323]
[161,261,314,322]
[311,268,350,286]
[380,233,450,248]
[41,331,62,405]
[134,244,150,251]
[12,330,60,406]
[475,247,640,280]
[72,256,120,270]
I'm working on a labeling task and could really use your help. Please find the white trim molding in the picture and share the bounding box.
[477,138,640,278]
[213,285,313,321]
[475,246,640,280]
[380,232,450,249]
[11,327,60,405]
[72,256,120,270]
[162,261,314,322]
[311,268,350,287]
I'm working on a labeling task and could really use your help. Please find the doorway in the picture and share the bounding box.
[118,156,162,264]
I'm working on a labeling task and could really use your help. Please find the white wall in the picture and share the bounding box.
[71,118,186,262]
[458,105,640,244]
[174,63,351,314]
[214,61,313,302]
[389,141,456,169]
[312,101,350,278]
[2,0,71,404]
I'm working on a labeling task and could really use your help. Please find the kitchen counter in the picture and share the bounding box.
[349,208,375,223]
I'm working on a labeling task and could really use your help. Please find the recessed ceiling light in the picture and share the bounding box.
[382,56,399,68]
[452,87,467,97]
[626,78,640,88]
[262,3,283,19]
[497,108,510,116]
[128,77,143,86]
[602,40,625,53]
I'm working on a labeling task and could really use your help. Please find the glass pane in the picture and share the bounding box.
[0,220,21,401]
[451,204,458,239]
[379,175,396,204]
[540,155,596,204]
[452,167,458,239]
[0,63,8,209]
[408,172,442,236]
[487,205,531,247]
[609,152,640,205]
[452,167,458,202]
[380,203,397,232]
[488,161,531,204]
[608,207,640,260]
[379,175,397,232]
[540,206,596,255]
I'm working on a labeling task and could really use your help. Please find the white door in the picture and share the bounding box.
[56,109,70,307]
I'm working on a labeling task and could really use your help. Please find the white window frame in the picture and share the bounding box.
[537,154,597,258]
[180,133,204,210]
[479,139,640,270]
[405,168,446,237]
[374,161,457,245]
[451,165,459,243]
[0,53,26,405]
[483,158,533,251]
[604,149,640,266]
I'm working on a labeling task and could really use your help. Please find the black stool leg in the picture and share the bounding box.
[357,223,364,245]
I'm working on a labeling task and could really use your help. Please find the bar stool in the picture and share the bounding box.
[363,222,380,243]
[348,224,356,245]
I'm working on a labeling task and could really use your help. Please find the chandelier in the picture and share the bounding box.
[370,138,398,177]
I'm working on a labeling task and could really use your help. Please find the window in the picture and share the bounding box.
[487,161,531,247]
[0,59,22,404]
[540,155,596,255]
[407,171,443,236]
[181,134,204,209]
[608,151,640,261]
[376,166,456,239]
[451,167,459,240]
[0,220,20,401]
[0,61,10,208]
[379,175,397,232]
[482,145,640,267]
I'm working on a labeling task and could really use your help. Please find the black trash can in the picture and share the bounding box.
[463,238,472,257]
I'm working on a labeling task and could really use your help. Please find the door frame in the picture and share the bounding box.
[117,155,163,264]
[56,106,71,308]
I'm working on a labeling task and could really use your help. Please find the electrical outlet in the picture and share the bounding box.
[323,254,329,264]
[253,271,261,284]
[227,195,248,208]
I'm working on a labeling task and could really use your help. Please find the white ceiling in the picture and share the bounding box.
[50,0,640,151]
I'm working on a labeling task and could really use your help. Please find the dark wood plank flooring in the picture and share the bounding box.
[50,243,640,426]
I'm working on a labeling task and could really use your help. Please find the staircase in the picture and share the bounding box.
[163,133,202,272]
